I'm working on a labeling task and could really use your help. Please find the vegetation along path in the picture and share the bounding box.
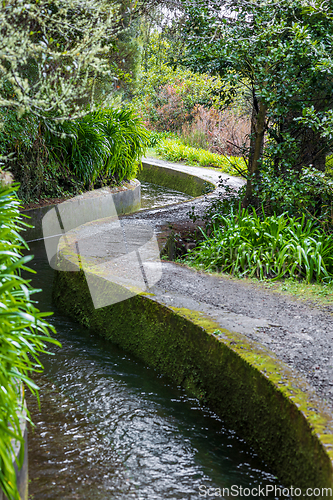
[134,157,333,410]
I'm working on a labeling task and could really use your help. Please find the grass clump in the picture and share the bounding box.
[0,107,150,203]
[45,107,150,187]
[187,207,333,283]
[154,137,246,176]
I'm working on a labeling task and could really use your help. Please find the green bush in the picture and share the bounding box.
[253,163,333,232]
[325,154,333,179]
[187,207,333,283]
[155,137,246,175]
[45,107,150,187]
[0,110,50,202]
[0,106,149,202]
[133,63,227,132]
[147,130,175,148]
[0,183,58,499]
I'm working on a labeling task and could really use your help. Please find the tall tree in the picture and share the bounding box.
[0,0,155,200]
[0,0,156,121]
[173,0,333,206]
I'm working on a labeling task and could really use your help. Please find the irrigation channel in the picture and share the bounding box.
[25,182,286,500]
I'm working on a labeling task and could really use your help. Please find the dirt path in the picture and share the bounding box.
[156,262,333,407]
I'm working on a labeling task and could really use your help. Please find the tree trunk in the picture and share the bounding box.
[242,100,267,208]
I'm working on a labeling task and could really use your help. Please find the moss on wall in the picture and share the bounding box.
[53,267,333,494]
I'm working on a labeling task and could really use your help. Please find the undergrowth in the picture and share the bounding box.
[153,136,246,176]
[45,108,149,188]
[0,183,58,499]
[0,107,149,203]
[186,206,333,283]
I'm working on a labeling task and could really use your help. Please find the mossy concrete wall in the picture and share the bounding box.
[138,161,215,197]
[53,265,333,495]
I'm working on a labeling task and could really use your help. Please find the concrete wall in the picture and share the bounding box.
[21,160,215,244]
[21,179,141,242]
[53,265,333,494]
[137,161,215,197]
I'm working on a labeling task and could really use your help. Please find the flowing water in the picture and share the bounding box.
[139,182,192,210]
[26,183,285,500]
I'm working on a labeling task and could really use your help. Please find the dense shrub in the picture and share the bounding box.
[185,154,333,285]
[0,110,54,202]
[252,164,333,232]
[179,105,250,157]
[188,207,333,283]
[133,64,227,132]
[147,130,176,148]
[0,183,58,499]
[45,108,149,187]
[193,157,333,234]
[0,107,149,202]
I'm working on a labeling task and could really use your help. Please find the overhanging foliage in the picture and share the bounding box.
[0,183,59,499]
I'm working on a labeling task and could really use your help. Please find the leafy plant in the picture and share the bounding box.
[255,164,333,231]
[99,108,150,183]
[0,109,86,203]
[44,107,150,186]
[0,109,39,154]
[0,106,149,201]
[155,137,246,175]
[0,183,58,499]
[187,207,333,283]
[325,155,333,180]
[147,130,176,148]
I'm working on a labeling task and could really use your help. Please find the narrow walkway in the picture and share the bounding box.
[132,156,243,226]
[126,157,333,412]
